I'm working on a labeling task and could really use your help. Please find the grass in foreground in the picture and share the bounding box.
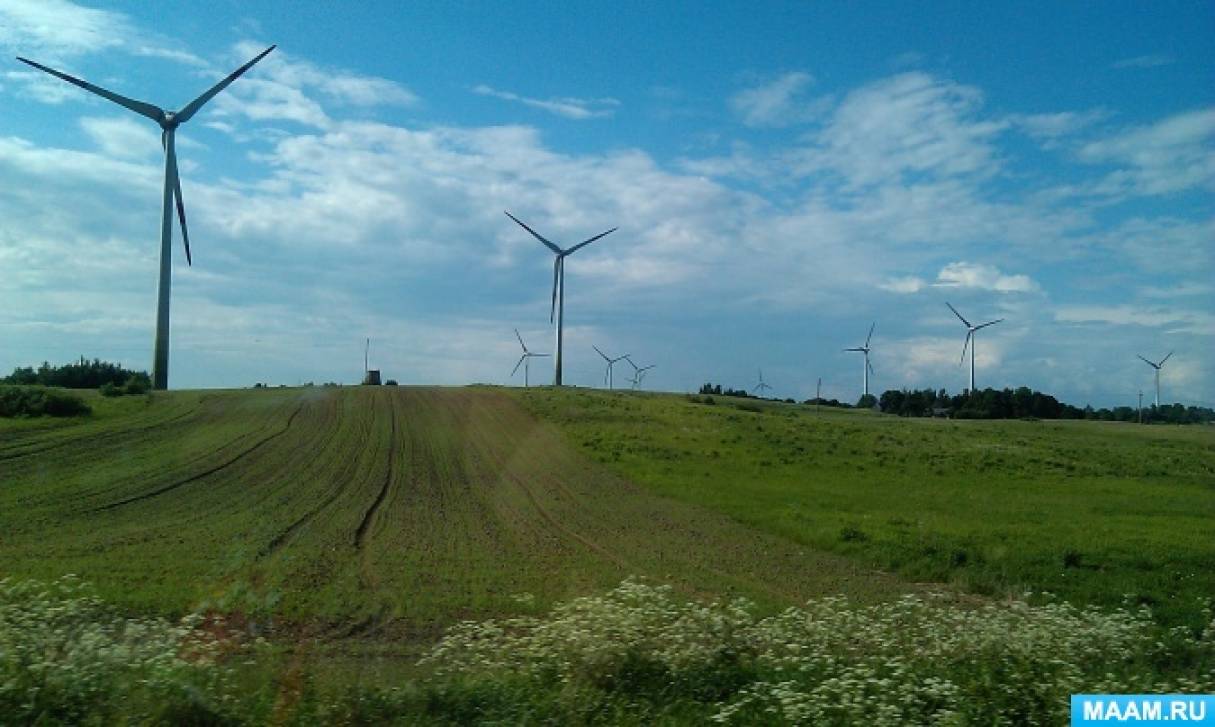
[515,387,1215,631]
[4,576,1211,725]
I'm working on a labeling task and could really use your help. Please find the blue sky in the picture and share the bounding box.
[1,0,1212,407]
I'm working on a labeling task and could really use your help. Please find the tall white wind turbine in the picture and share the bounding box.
[17,46,276,389]
[511,328,550,387]
[593,345,630,390]
[505,212,617,386]
[1136,351,1173,407]
[844,322,876,397]
[947,302,1003,393]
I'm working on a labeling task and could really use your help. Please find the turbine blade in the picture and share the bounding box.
[1160,350,1174,366]
[868,360,875,376]
[515,327,526,352]
[505,211,562,254]
[166,132,191,266]
[1136,354,1155,367]
[175,45,276,123]
[844,347,864,352]
[565,227,617,255]
[975,318,1004,330]
[959,331,971,366]
[550,257,560,323]
[511,354,525,377]
[533,353,551,357]
[866,322,875,347]
[945,301,971,328]
[17,57,163,121]
[593,345,609,361]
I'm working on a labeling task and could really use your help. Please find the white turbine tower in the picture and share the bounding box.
[505,212,617,386]
[1136,351,1173,407]
[844,322,876,398]
[511,329,549,387]
[754,369,773,397]
[947,302,1003,393]
[17,46,276,390]
[593,345,630,390]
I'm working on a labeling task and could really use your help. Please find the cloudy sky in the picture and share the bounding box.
[1,0,1212,407]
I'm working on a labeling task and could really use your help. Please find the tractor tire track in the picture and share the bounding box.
[0,408,198,462]
[91,402,307,512]
[354,393,398,550]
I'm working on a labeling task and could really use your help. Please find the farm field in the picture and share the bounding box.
[2,384,1213,722]
[0,386,905,649]
[517,387,1215,631]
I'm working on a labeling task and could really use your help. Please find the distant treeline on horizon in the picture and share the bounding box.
[1,358,149,390]
[2,360,1210,424]
[699,381,1214,424]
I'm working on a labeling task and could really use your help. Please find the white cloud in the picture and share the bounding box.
[1078,108,1215,197]
[79,116,160,159]
[1009,110,1106,140]
[0,0,130,58]
[471,84,618,120]
[878,276,925,294]
[208,42,417,130]
[933,262,1038,293]
[729,71,826,127]
[0,0,203,68]
[1055,304,1215,335]
[793,72,1007,188]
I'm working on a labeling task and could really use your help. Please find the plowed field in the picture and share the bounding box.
[0,386,903,640]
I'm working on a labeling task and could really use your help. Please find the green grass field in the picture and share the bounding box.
[0,386,907,634]
[2,385,1212,722]
[517,388,1215,631]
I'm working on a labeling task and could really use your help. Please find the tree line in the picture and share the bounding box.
[878,386,1214,424]
[2,357,150,390]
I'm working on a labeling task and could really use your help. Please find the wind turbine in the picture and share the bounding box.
[623,356,655,390]
[754,369,773,397]
[1136,351,1173,407]
[593,345,630,390]
[17,46,276,390]
[947,302,1003,393]
[844,322,876,397]
[511,328,550,387]
[505,212,617,386]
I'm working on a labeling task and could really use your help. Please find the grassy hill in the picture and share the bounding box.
[0,386,907,635]
[2,384,1212,721]
[517,388,1215,631]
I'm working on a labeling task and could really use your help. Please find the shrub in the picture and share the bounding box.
[99,374,150,397]
[385,379,399,386]
[0,576,241,724]
[0,385,91,418]
[418,579,1215,725]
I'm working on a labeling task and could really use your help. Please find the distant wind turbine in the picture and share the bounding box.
[593,345,630,390]
[844,322,876,398]
[511,329,550,387]
[947,302,1003,392]
[623,356,655,390]
[505,212,617,386]
[17,46,276,390]
[755,369,773,397]
[1136,351,1173,407]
